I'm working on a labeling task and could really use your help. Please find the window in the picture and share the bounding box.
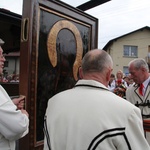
[123,66,129,75]
[123,45,137,57]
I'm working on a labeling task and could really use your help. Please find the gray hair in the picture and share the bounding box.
[81,49,113,74]
[0,38,4,46]
[128,58,149,72]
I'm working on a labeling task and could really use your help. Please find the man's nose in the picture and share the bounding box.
[3,56,6,61]
[0,56,5,61]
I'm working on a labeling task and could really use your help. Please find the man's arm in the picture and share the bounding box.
[126,107,150,149]
[0,100,29,140]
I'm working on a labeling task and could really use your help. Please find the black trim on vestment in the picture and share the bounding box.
[87,127,132,150]
[75,84,109,91]
[44,116,51,150]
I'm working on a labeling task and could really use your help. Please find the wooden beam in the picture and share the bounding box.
[77,0,111,11]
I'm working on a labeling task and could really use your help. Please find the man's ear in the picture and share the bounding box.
[79,67,83,79]
[106,69,112,82]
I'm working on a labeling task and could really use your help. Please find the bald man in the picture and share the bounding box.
[44,49,149,150]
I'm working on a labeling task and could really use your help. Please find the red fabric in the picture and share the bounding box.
[139,83,144,96]
[143,120,150,132]
[117,79,122,86]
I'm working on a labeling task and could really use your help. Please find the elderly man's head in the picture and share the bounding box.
[79,49,113,86]
[128,58,149,84]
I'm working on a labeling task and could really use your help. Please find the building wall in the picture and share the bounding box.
[106,28,150,76]
[4,57,20,75]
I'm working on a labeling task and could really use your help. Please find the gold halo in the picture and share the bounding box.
[47,20,83,80]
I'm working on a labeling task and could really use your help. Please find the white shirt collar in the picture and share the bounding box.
[143,76,150,88]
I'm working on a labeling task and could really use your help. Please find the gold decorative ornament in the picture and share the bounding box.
[47,20,83,80]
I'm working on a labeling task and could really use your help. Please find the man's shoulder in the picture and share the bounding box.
[127,83,137,90]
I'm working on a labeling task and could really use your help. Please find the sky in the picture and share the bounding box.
[0,0,150,48]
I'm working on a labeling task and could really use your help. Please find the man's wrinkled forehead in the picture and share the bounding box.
[0,46,3,55]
